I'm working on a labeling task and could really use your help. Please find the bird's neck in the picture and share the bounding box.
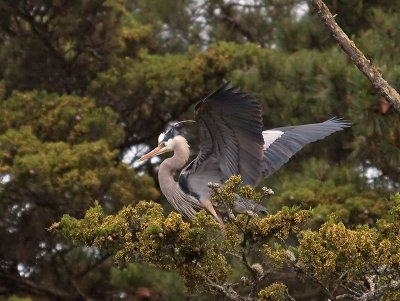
[159,136,189,180]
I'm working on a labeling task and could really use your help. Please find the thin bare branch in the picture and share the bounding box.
[202,273,252,301]
[0,273,76,300]
[71,279,93,301]
[311,0,400,112]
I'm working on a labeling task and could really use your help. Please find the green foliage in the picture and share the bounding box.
[110,263,186,301]
[0,90,124,147]
[0,0,130,94]
[5,296,32,301]
[56,178,400,300]
[56,200,229,292]
[55,177,312,295]
[1,0,399,300]
[295,194,400,298]
[258,283,287,301]
[251,207,311,241]
[88,42,264,149]
[268,158,390,226]
[0,128,157,212]
[0,84,157,301]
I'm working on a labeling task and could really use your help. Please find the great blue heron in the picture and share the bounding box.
[137,83,349,224]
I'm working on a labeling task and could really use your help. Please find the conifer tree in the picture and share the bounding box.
[0,1,398,300]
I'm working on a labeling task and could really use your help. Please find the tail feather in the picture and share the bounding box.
[233,195,268,215]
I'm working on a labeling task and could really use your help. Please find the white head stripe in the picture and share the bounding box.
[158,132,166,143]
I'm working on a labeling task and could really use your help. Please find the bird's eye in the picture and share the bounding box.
[159,142,166,147]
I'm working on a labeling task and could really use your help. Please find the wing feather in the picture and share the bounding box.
[178,84,349,200]
[262,118,350,178]
[179,83,264,200]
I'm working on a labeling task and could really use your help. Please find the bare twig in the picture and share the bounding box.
[0,273,75,300]
[71,279,93,301]
[311,0,400,112]
[349,280,400,301]
[220,4,257,44]
[286,289,296,301]
[74,255,111,279]
[336,293,357,300]
[202,275,252,301]
[286,259,335,300]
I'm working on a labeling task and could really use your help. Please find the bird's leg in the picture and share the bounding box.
[202,199,224,227]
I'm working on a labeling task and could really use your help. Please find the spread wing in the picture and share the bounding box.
[179,83,264,201]
[261,118,350,178]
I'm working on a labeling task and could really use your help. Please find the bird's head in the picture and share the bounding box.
[136,120,194,163]
[137,128,176,162]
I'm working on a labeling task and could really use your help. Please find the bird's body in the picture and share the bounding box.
[138,83,349,224]
[157,136,202,219]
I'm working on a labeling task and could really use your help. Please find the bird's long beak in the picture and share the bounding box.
[136,146,167,163]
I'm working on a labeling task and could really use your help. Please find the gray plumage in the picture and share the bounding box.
[157,136,202,219]
[138,83,350,224]
[261,118,349,178]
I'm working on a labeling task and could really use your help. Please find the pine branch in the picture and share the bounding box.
[311,0,400,113]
